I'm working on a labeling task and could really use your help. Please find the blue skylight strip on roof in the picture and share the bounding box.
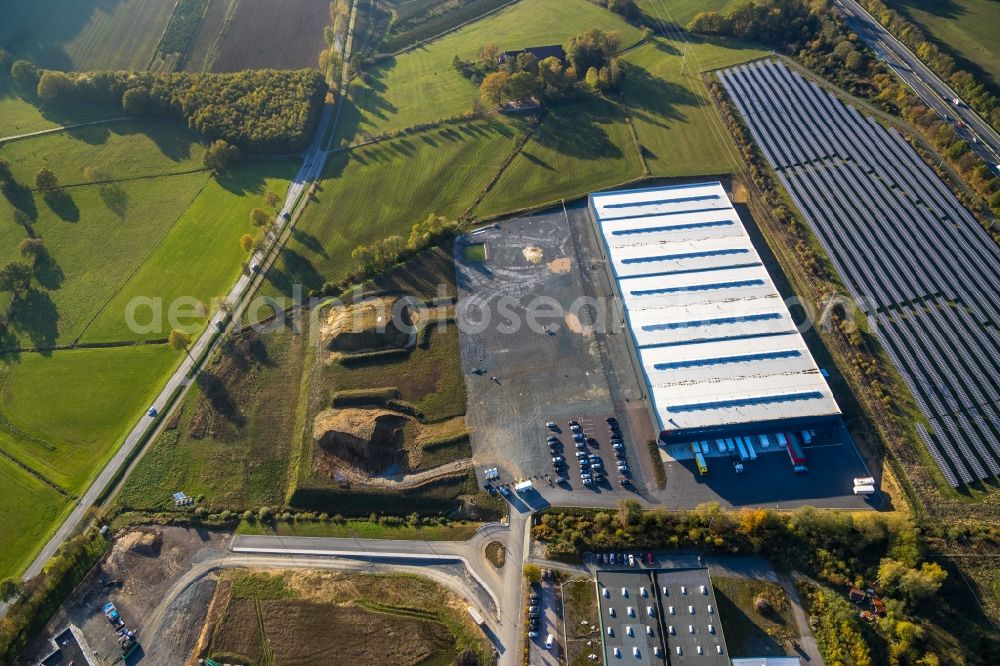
[610,219,734,236]
[638,330,797,350]
[604,194,720,209]
[618,262,763,280]
[666,391,825,413]
[600,207,727,222]
[621,248,750,265]
[630,279,765,296]
[653,349,802,371]
[640,312,782,332]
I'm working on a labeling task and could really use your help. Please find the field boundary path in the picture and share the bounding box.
[0,117,135,144]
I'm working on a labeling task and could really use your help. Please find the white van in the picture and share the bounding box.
[545,633,554,649]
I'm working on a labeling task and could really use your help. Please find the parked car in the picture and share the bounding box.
[617,465,630,475]
[528,630,539,638]
[628,554,635,567]
[576,451,587,459]
[552,456,564,463]
[569,420,580,427]
[606,416,617,424]
[573,433,585,442]
[547,435,560,443]
[646,551,654,565]
[546,422,558,429]
[575,441,586,450]
[619,478,631,487]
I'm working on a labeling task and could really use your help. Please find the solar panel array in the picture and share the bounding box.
[720,59,1000,486]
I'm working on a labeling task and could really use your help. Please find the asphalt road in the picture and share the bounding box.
[21,101,336,582]
[835,0,1000,173]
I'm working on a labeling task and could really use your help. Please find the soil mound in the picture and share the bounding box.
[313,408,408,474]
[118,529,162,557]
[319,297,412,355]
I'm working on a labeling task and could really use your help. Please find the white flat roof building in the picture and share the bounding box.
[589,182,841,437]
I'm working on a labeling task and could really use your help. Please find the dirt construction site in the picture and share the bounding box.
[24,527,233,665]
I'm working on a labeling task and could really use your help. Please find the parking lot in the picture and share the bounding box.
[455,204,652,492]
[527,577,562,666]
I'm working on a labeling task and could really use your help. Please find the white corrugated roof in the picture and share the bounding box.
[590,183,840,432]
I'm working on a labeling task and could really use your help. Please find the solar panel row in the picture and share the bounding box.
[720,60,1000,487]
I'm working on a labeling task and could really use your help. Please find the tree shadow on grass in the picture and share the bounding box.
[8,289,59,352]
[98,182,128,218]
[620,61,701,128]
[43,190,79,222]
[291,228,328,258]
[531,98,624,160]
[352,69,399,123]
[522,151,555,171]
[267,247,325,296]
[2,182,38,222]
[33,251,64,291]
[196,371,245,426]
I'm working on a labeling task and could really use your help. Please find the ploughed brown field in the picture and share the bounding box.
[208,0,329,71]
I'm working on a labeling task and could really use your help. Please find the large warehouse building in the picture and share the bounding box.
[589,182,842,443]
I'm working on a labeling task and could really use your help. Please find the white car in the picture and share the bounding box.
[628,553,635,566]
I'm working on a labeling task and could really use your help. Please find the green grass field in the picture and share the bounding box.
[336,0,643,142]
[235,518,481,541]
[712,577,797,657]
[82,161,295,343]
[476,96,644,216]
[0,171,210,348]
[0,120,207,186]
[0,0,175,71]
[619,36,766,177]
[885,0,1000,90]
[0,455,68,581]
[266,118,519,296]
[116,327,306,512]
[0,344,178,578]
[635,0,739,27]
[0,345,178,494]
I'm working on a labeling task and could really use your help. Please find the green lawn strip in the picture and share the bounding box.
[0,0,175,70]
[115,326,305,511]
[885,0,1000,90]
[265,118,518,296]
[0,119,207,187]
[634,0,740,26]
[0,344,180,494]
[620,36,766,177]
[712,576,796,657]
[0,197,27,266]
[81,161,296,343]
[0,454,69,579]
[4,171,211,348]
[336,0,643,142]
[234,518,481,540]
[475,96,644,217]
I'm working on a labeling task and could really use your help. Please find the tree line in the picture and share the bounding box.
[535,503,974,666]
[8,58,326,154]
[855,0,1000,135]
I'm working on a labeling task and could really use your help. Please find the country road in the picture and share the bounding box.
[0,116,134,144]
[835,0,1000,175]
[20,100,337,583]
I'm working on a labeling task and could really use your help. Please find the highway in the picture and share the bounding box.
[835,0,1000,173]
[20,101,336,582]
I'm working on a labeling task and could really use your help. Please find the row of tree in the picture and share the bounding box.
[350,213,460,282]
[8,58,326,153]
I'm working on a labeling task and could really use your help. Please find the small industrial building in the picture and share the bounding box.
[597,566,729,665]
[588,183,843,444]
